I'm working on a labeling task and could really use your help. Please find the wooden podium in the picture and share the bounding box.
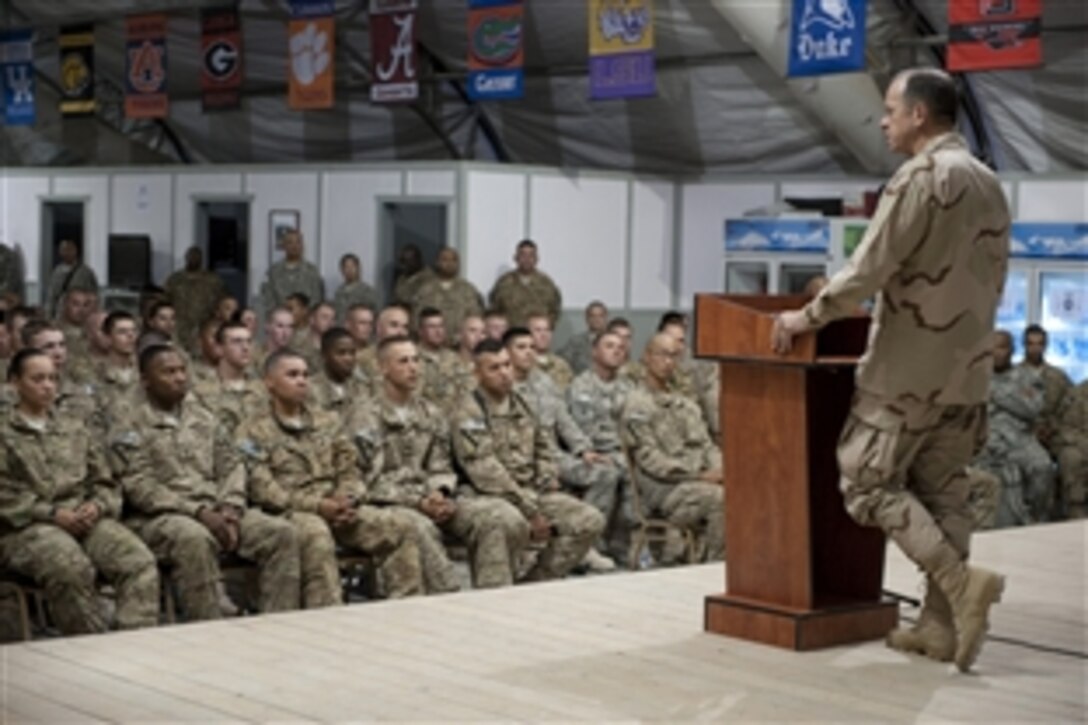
[693,294,898,651]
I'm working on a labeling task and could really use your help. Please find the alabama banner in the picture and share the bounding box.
[288,0,335,110]
[947,0,1042,72]
[467,0,524,101]
[201,7,243,111]
[787,0,867,77]
[124,14,168,119]
[370,0,419,103]
[588,0,655,100]
[59,24,95,117]
[0,29,35,126]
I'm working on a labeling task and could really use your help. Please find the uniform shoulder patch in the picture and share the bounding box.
[237,438,264,458]
[112,430,142,447]
[459,417,487,434]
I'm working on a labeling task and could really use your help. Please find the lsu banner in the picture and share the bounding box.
[724,219,830,254]
[467,0,524,101]
[0,29,35,126]
[947,0,1042,72]
[125,14,168,119]
[201,7,243,111]
[787,0,867,77]
[288,0,335,110]
[370,0,418,103]
[588,0,655,100]
[59,24,95,117]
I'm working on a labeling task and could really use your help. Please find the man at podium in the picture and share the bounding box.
[771,68,1009,673]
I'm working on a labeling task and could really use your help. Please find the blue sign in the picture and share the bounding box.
[467,69,523,100]
[724,219,830,254]
[787,0,867,78]
[1010,222,1088,260]
[0,29,35,126]
[290,0,335,18]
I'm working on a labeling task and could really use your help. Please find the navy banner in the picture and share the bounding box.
[1,29,35,126]
[787,0,867,78]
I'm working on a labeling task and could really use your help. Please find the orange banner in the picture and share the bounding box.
[287,15,334,109]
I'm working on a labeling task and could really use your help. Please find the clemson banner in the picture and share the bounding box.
[288,0,335,110]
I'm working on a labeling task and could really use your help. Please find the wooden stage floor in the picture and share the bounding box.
[2,521,1084,723]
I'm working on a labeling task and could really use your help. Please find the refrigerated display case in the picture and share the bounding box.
[996,268,1030,359]
[1039,269,1088,383]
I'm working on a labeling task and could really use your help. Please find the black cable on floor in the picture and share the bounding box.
[897,614,1088,661]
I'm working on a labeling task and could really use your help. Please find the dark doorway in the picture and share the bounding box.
[379,202,448,304]
[196,201,249,306]
[40,201,86,303]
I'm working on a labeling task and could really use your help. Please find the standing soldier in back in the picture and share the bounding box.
[261,230,325,315]
[165,246,226,353]
[488,240,561,328]
[412,247,484,340]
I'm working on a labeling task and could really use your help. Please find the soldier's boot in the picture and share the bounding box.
[886,577,955,662]
[931,550,1005,673]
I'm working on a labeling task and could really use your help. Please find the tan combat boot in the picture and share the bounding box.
[886,577,955,661]
[936,563,1006,672]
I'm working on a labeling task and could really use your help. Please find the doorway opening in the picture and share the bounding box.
[378,202,448,304]
[39,200,86,307]
[196,201,250,306]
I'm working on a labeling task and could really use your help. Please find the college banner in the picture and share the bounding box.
[370,0,419,103]
[1,29,35,126]
[588,0,655,100]
[467,0,524,101]
[947,0,1042,72]
[786,0,867,78]
[59,24,95,117]
[288,0,335,110]
[124,14,168,119]
[201,7,243,111]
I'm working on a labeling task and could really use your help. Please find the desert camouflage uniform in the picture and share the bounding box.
[418,347,463,413]
[309,370,372,424]
[452,390,604,581]
[237,404,423,605]
[488,270,562,327]
[333,281,378,323]
[1054,380,1088,518]
[348,393,529,590]
[355,347,381,388]
[393,268,437,308]
[191,376,268,435]
[0,408,159,634]
[412,277,484,342]
[58,321,90,364]
[536,352,573,392]
[91,359,142,431]
[621,386,724,560]
[188,359,219,388]
[164,269,226,353]
[261,260,326,314]
[112,398,300,619]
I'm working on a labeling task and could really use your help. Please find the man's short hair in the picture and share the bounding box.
[377,334,414,359]
[483,308,507,320]
[215,320,250,344]
[418,307,443,323]
[473,338,505,357]
[340,253,359,267]
[7,348,49,382]
[516,239,537,252]
[263,348,306,377]
[265,306,292,323]
[501,326,532,347]
[381,302,411,317]
[103,310,136,335]
[346,302,375,317]
[607,317,631,332]
[657,311,686,331]
[320,326,354,353]
[526,311,551,325]
[593,330,620,347]
[6,305,39,333]
[995,329,1013,345]
[286,292,311,310]
[147,299,174,320]
[138,343,180,375]
[1024,324,1047,342]
[901,69,958,127]
[20,319,60,347]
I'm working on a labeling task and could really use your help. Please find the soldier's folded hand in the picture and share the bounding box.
[54,508,90,538]
[198,508,235,550]
[529,513,552,542]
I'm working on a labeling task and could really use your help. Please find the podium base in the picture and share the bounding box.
[704,593,899,651]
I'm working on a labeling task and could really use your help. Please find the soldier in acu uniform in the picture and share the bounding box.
[412,247,484,342]
[488,240,562,328]
[332,254,378,323]
[559,300,608,375]
[416,308,462,413]
[164,247,226,353]
[260,230,325,316]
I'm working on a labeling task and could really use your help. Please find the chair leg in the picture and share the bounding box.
[628,528,647,571]
[15,589,32,642]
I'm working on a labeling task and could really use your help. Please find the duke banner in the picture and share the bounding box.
[288,0,335,110]
[124,14,168,119]
[59,24,95,117]
[201,7,243,111]
[947,0,1042,72]
[0,29,35,126]
[370,0,419,103]
[588,0,655,100]
[467,0,524,101]
[787,0,867,77]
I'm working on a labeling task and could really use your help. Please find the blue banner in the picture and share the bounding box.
[0,29,35,126]
[1010,222,1088,260]
[725,219,830,254]
[291,0,335,18]
[787,0,867,78]
[467,0,524,101]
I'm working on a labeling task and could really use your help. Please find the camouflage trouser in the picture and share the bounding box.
[388,507,460,595]
[525,492,605,581]
[837,394,983,574]
[1057,443,1087,516]
[445,497,529,589]
[135,509,301,619]
[976,434,1056,527]
[0,520,159,634]
[661,481,725,561]
[965,466,1000,530]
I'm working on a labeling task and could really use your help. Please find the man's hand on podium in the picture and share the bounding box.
[771,309,816,355]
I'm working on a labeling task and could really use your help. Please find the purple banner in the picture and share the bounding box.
[590,51,655,100]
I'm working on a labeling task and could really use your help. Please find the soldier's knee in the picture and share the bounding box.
[41,551,96,591]
[841,478,907,531]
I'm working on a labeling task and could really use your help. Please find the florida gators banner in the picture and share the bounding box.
[370,0,418,103]
[201,7,243,111]
[947,0,1042,72]
[124,14,168,119]
[787,0,867,77]
[59,24,95,117]
[288,0,335,110]
[588,0,655,100]
[0,29,35,126]
[467,0,524,101]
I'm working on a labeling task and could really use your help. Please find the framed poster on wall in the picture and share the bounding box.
[269,209,300,262]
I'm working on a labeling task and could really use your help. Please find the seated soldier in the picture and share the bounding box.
[254,307,295,371]
[92,310,142,429]
[67,309,110,386]
[112,345,301,620]
[191,321,267,434]
[452,314,486,399]
[1019,324,1073,461]
[416,308,462,413]
[343,303,376,385]
[483,309,508,343]
[658,313,720,438]
[349,336,529,590]
[559,301,608,375]
[974,331,1055,526]
[621,333,724,562]
[452,339,605,582]
[1054,380,1087,519]
[527,314,573,392]
[20,320,96,423]
[506,328,619,572]
[356,304,411,384]
[55,289,95,361]
[310,327,371,420]
[0,349,159,634]
[236,350,424,605]
[189,317,222,387]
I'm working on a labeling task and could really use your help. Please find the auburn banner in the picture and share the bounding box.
[124,14,168,119]
[201,7,243,111]
[288,0,335,110]
[0,29,35,126]
[588,0,656,100]
[370,0,418,103]
[59,24,95,117]
[947,0,1042,71]
[467,0,524,101]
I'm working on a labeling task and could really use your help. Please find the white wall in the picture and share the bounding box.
[629,180,675,310]
[320,171,402,287]
[111,174,173,284]
[464,169,527,294]
[1016,179,1088,221]
[172,173,244,270]
[0,175,49,286]
[244,171,321,303]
